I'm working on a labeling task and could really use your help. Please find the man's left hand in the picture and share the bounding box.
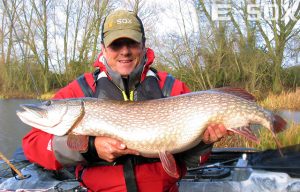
[202,124,233,144]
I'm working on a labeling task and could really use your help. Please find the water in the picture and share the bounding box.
[0,99,38,158]
[0,99,299,159]
[279,110,300,124]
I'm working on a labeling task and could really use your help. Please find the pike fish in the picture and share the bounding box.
[16,88,287,178]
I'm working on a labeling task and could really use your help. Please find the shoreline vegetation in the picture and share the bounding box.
[0,91,56,100]
[259,88,300,111]
[0,87,299,110]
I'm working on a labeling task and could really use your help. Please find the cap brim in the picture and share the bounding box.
[104,29,143,47]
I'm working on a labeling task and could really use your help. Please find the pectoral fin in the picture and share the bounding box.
[67,134,89,153]
[158,151,179,179]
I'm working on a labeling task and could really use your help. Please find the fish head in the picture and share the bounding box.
[16,99,83,136]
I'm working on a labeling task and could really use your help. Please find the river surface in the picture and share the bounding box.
[0,99,299,159]
[0,99,36,158]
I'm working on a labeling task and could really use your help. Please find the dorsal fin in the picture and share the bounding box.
[212,87,256,101]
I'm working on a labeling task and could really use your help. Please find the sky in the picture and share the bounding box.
[117,0,198,35]
[153,0,198,35]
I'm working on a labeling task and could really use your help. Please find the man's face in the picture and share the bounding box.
[102,38,144,76]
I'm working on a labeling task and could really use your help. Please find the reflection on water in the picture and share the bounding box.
[278,110,300,124]
[0,99,38,158]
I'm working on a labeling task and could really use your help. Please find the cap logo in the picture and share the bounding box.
[108,22,113,28]
[116,18,132,24]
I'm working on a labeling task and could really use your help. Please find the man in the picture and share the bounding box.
[22,10,229,191]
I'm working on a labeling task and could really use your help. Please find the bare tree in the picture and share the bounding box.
[170,0,300,92]
[91,0,108,61]
[28,0,51,92]
[0,1,7,66]
[64,0,71,70]
[72,0,84,62]
[2,0,21,67]
[256,0,300,92]
[77,0,97,63]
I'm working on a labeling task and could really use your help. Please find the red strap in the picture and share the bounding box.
[199,151,211,165]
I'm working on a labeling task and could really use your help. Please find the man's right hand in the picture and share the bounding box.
[94,136,140,162]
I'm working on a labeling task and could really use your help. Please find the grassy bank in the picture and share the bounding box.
[38,92,56,100]
[0,91,55,100]
[0,91,37,99]
[259,89,300,111]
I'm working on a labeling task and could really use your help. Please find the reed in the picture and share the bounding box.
[259,89,300,111]
[39,92,55,100]
[0,91,37,99]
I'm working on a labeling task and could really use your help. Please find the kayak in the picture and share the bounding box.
[179,146,300,192]
[1,146,300,191]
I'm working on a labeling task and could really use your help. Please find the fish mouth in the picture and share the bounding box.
[228,126,259,143]
[19,104,48,118]
[16,104,51,129]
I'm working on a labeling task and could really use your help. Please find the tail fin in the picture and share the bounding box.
[212,87,256,102]
[273,115,287,133]
[269,115,287,157]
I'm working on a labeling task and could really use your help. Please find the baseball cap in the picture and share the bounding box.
[102,10,144,47]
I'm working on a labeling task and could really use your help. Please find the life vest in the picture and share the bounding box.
[76,67,176,100]
[75,68,177,192]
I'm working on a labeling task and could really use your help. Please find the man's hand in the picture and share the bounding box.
[202,124,233,144]
[94,136,140,162]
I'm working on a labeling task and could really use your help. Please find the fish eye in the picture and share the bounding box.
[45,100,52,106]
